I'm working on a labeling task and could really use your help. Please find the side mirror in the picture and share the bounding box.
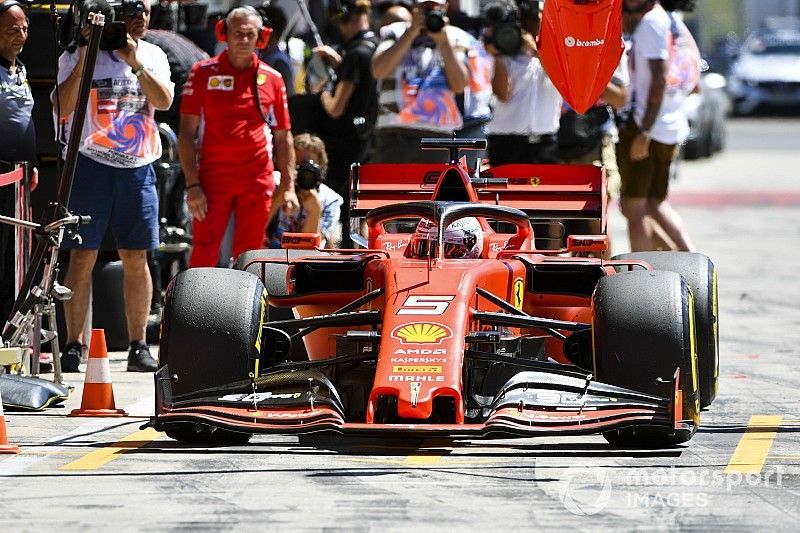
[567,235,608,254]
[281,232,321,250]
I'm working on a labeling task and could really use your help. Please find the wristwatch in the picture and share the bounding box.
[131,64,145,77]
[640,127,652,138]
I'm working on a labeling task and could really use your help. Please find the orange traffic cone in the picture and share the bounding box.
[69,329,127,417]
[0,388,21,454]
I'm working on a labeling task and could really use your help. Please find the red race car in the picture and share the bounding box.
[150,139,718,448]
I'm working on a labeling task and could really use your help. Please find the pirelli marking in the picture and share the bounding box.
[392,365,442,373]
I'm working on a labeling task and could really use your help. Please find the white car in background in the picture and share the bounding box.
[727,28,800,114]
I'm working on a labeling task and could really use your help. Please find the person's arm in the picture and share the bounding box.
[273,129,299,214]
[601,81,627,110]
[490,53,511,102]
[630,58,666,161]
[52,48,87,117]
[431,27,468,94]
[117,35,173,110]
[320,80,356,119]
[178,113,207,221]
[372,20,422,79]
[300,191,322,234]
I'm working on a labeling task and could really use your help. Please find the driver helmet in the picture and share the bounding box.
[409,217,484,259]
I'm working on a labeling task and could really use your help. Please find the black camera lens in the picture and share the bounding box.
[493,22,522,55]
[424,9,445,33]
[99,21,129,50]
[296,160,323,190]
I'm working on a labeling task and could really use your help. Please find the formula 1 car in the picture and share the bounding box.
[149,139,719,448]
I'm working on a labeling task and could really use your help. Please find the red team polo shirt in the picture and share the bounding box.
[181,52,290,187]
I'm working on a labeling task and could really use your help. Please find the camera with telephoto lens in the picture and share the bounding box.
[60,0,145,52]
[424,7,446,33]
[482,2,523,56]
[296,160,323,191]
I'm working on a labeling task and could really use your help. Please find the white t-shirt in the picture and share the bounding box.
[375,22,492,133]
[485,54,562,136]
[54,40,174,168]
[630,6,700,145]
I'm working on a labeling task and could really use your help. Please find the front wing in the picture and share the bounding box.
[148,366,689,438]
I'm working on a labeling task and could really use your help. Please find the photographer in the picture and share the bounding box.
[370,0,491,163]
[483,0,559,250]
[51,0,174,373]
[311,0,377,246]
[267,134,343,249]
[484,0,561,165]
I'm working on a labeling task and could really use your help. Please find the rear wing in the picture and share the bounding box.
[350,162,607,230]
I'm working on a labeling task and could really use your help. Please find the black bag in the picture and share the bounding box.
[557,105,612,160]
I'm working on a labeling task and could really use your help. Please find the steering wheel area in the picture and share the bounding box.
[365,201,533,259]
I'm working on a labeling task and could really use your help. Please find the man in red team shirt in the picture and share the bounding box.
[179,6,298,267]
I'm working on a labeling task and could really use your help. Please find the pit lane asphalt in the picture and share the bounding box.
[1,118,799,531]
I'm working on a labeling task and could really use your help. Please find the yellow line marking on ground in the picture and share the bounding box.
[404,453,445,465]
[724,415,783,475]
[766,456,800,461]
[403,440,451,465]
[60,428,160,471]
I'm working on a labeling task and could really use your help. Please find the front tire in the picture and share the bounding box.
[593,271,700,447]
[159,268,266,398]
[614,252,718,408]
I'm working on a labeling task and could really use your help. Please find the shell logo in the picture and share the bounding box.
[392,323,452,345]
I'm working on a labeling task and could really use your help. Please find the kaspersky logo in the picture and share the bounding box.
[392,323,452,344]
[564,36,604,48]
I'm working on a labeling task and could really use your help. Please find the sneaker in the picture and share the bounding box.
[127,342,157,372]
[61,342,82,373]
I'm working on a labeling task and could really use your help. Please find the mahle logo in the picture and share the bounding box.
[564,36,604,48]
[392,323,452,344]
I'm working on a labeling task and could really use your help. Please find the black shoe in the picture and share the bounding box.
[127,342,157,372]
[61,342,82,373]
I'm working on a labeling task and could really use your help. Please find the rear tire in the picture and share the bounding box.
[593,271,700,447]
[233,249,329,297]
[614,252,718,408]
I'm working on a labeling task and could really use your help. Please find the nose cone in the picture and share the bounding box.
[538,0,625,113]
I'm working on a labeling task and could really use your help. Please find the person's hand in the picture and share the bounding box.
[485,41,503,57]
[630,133,651,161]
[30,166,38,192]
[280,188,300,216]
[313,45,342,67]
[186,185,208,221]
[521,31,538,56]
[116,33,139,68]
[408,8,427,39]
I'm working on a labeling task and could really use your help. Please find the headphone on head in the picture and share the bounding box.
[329,0,351,21]
[330,0,366,22]
[0,0,27,16]
[215,5,272,49]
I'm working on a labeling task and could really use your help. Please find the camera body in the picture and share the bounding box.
[296,160,324,191]
[60,0,145,52]
[483,2,522,56]
[424,7,446,33]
